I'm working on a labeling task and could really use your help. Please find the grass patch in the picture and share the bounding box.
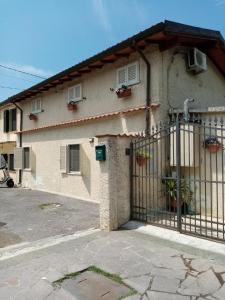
[52,265,137,299]
[38,203,62,210]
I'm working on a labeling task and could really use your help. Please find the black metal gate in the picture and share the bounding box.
[130,114,225,242]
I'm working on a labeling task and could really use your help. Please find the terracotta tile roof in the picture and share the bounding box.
[17,105,151,134]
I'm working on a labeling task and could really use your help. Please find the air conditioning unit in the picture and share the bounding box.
[187,48,207,73]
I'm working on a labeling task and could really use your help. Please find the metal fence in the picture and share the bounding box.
[130,114,225,242]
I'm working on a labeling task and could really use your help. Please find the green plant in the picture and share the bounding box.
[135,149,151,159]
[164,178,193,204]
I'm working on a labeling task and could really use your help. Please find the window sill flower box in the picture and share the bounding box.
[203,136,221,153]
[67,102,78,111]
[29,113,38,121]
[116,87,131,98]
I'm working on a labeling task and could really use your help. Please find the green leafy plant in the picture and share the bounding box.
[164,178,193,204]
[135,149,151,159]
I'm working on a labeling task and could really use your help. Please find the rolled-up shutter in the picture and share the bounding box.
[14,147,23,170]
[60,145,68,173]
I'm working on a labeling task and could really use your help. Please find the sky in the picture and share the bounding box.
[0,0,225,102]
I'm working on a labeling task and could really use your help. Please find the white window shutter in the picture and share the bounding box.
[117,67,127,88]
[68,84,82,102]
[68,87,75,103]
[60,145,68,173]
[74,84,81,100]
[31,100,36,113]
[36,99,41,112]
[127,62,139,85]
[14,147,23,170]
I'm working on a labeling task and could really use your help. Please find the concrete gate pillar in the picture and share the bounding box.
[96,135,132,231]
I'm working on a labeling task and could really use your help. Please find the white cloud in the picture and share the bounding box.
[92,0,115,41]
[0,62,53,78]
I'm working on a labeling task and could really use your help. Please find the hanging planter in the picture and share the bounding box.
[203,136,221,153]
[67,102,78,111]
[116,87,131,98]
[110,85,132,99]
[29,113,38,121]
[135,150,150,166]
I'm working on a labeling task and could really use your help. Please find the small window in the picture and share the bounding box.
[117,62,139,88]
[3,108,17,132]
[23,147,30,169]
[69,144,80,172]
[31,98,42,114]
[68,84,82,103]
[8,154,14,171]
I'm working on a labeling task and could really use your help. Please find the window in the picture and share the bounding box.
[31,98,42,113]
[8,154,14,171]
[117,62,139,88]
[60,144,80,173]
[3,108,17,132]
[23,147,30,169]
[69,144,80,172]
[68,84,82,103]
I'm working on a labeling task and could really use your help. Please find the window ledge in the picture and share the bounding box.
[67,171,82,176]
[23,168,31,172]
[31,110,42,115]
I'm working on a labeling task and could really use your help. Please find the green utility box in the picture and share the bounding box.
[95,145,106,161]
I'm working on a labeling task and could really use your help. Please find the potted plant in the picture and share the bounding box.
[29,113,38,121]
[203,136,221,153]
[116,85,131,98]
[135,149,151,166]
[110,85,132,98]
[164,178,193,213]
[67,102,78,111]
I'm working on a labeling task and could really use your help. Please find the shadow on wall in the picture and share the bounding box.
[80,145,91,194]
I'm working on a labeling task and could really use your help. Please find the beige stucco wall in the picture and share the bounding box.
[98,136,131,230]
[162,48,225,110]
[20,46,163,132]
[21,113,145,201]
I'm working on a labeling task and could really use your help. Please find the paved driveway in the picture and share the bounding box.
[0,188,99,248]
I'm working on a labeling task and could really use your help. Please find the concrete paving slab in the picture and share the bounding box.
[60,270,133,300]
[151,276,180,294]
[147,291,190,300]
[123,275,150,294]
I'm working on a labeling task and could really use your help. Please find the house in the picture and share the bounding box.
[0,20,225,237]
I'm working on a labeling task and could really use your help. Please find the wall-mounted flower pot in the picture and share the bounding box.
[67,103,78,111]
[29,113,38,121]
[136,156,147,166]
[116,88,131,98]
[206,144,220,153]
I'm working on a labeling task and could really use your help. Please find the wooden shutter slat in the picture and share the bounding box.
[60,145,67,173]
[14,147,23,170]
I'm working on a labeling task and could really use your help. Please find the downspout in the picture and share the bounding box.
[12,102,23,184]
[133,42,151,135]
